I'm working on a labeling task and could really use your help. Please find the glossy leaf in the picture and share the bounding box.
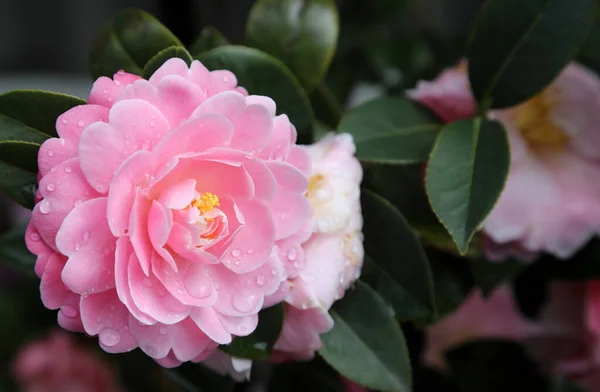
[90,8,182,78]
[246,0,339,91]
[0,221,36,276]
[319,281,412,392]
[0,162,37,209]
[360,190,435,320]
[310,85,342,129]
[269,358,345,392]
[220,304,283,360]
[189,27,229,57]
[197,46,314,144]
[425,118,510,254]
[142,46,193,79]
[339,97,442,164]
[468,0,597,108]
[469,258,527,297]
[0,141,40,173]
[0,90,85,138]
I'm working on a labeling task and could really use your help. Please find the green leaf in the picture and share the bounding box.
[468,0,597,109]
[0,221,36,276]
[269,358,345,392]
[197,46,314,144]
[425,118,510,254]
[90,8,183,78]
[338,98,442,164]
[0,162,37,209]
[189,27,229,57]
[220,303,283,360]
[551,376,586,392]
[360,189,435,320]
[142,46,193,79]
[0,90,86,138]
[0,141,40,173]
[310,85,342,129]
[246,0,339,91]
[469,257,527,297]
[319,281,412,392]
[167,363,235,392]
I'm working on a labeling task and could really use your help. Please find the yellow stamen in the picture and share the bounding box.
[512,86,568,149]
[307,174,325,198]
[191,192,220,214]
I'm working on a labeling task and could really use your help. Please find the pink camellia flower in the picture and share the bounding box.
[25,58,312,366]
[409,61,600,260]
[201,350,252,382]
[274,133,364,359]
[424,283,600,392]
[12,330,123,392]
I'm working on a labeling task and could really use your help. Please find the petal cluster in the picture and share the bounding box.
[26,58,312,365]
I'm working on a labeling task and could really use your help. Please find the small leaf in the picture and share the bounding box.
[0,90,86,138]
[360,189,435,320]
[339,98,442,164]
[0,141,41,173]
[0,221,36,276]
[220,303,283,360]
[90,8,183,78]
[319,281,412,392]
[189,27,229,57]
[246,0,339,91]
[425,118,510,254]
[469,257,527,297]
[0,162,37,209]
[468,0,597,108]
[197,46,314,144]
[142,46,193,79]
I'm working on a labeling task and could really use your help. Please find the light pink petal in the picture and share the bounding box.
[152,114,234,167]
[128,253,190,324]
[188,61,212,87]
[88,71,142,108]
[38,138,77,179]
[220,200,276,274]
[246,95,276,116]
[155,352,182,368]
[152,251,218,308]
[155,75,207,128]
[274,306,333,359]
[190,307,232,345]
[57,294,84,333]
[157,179,197,210]
[218,313,259,337]
[148,200,173,251]
[260,115,293,161]
[114,237,157,325]
[286,146,311,176]
[32,158,101,250]
[129,193,153,275]
[79,100,169,193]
[39,252,71,309]
[80,290,138,353]
[25,222,53,275]
[56,198,117,295]
[264,281,291,308]
[208,70,238,95]
[229,104,273,153]
[191,91,246,119]
[56,104,110,142]
[148,58,190,85]
[167,222,219,264]
[210,249,284,317]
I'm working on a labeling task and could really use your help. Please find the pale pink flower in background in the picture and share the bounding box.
[409,61,600,260]
[25,58,312,366]
[274,133,364,360]
[201,350,252,382]
[12,330,123,392]
[424,282,600,392]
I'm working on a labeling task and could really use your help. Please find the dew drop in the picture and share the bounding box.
[271,268,277,276]
[77,120,85,127]
[256,275,266,286]
[141,141,150,150]
[59,138,66,146]
[74,241,81,251]
[82,290,89,298]
[232,291,260,313]
[293,262,300,268]
[150,120,155,127]
[74,199,82,206]
[29,231,40,242]
[247,249,255,254]
[239,324,248,334]
[223,75,229,82]
[287,248,297,261]
[61,118,68,124]
[280,214,286,221]
[231,249,241,257]
[176,289,184,295]
[61,306,77,318]
[64,166,72,173]
[115,80,121,86]
[46,183,55,192]
[83,231,90,241]
[234,260,241,266]
[103,89,108,94]
[185,274,212,299]
[39,200,51,214]
[99,328,121,347]
[47,150,55,157]
[159,326,168,335]
[50,167,56,173]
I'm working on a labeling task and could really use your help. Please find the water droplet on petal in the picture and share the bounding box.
[50,167,56,173]
[64,166,72,173]
[83,231,90,241]
[61,306,77,318]
[185,274,212,299]
[39,200,51,214]
[150,120,155,127]
[231,249,241,257]
[232,291,260,313]
[247,249,255,254]
[61,119,68,125]
[99,328,120,347]
[256,275,266,286]
[29,231,40,242]
[159,326,167,335]
[271,268,277,276]
[115,80,121,86]
[287,248,297,261]
[46,184,55,192]
[47,150,55,157]
[77,120,85,127]
[74,241,81,251]
[103,89,108,94]
[234,260,241,266]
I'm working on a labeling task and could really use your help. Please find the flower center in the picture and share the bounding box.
[512,87,568,149]
[191,192,220,214]
[307,174,325,199]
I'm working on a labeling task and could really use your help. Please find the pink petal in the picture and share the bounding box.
[274,306,333,359]
[229,104,273,153]
[88,71,142,108]
[218,313,259,337]
[129,193,153,275]
[155,75,207,128]
[39,252,71,309]
[148,58,190,85]
[56,104,110,142]
[191,91,246,119]
[246,95,277,116]
[190,307,232,345]
[115,237,157,325]
[128,252,190,324]
[286,146,311,176]
[167,222,219,264]
[260,115,294,161]
[157,179,197,210]
[148,200,173,251]
[220,200,276,274]
[208,70,238,96]
[56,198,117,295]
[80,290,138,353]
